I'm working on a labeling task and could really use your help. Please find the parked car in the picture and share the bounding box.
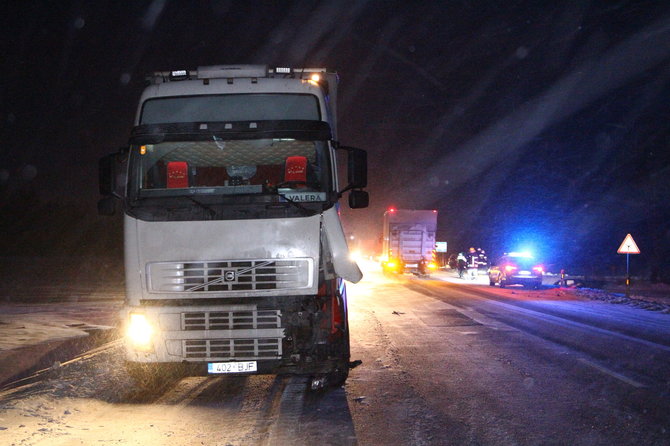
[488,252,543,288]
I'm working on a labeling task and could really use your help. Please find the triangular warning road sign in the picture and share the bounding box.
[617,233,640,254]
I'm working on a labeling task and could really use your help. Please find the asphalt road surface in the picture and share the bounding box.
[1,261,669,445]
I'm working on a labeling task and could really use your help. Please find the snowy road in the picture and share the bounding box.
[1,261,669,445]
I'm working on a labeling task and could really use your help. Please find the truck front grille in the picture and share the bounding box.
[148,258,312,293]
[182,309,281,331]
[183,338,281,360]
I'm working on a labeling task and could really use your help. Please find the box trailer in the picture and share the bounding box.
[381,208,437,277]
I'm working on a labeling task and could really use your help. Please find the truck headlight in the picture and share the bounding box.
[127,313,154,351]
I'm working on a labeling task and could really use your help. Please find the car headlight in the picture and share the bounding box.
[127,313,154,351]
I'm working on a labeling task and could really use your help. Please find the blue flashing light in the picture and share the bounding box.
[508,251,533,258]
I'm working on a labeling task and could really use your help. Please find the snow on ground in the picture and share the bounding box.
[1,264,669,443]
[0,299,122,387]
[2,271,667,354]
[0,342,172,444]
[432,269,670,313]
[0,301,121,351]
[0,267,668,381]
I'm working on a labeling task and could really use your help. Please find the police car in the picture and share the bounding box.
[488,252,543,289]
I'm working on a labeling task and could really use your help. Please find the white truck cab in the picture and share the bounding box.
[99,65,368,388]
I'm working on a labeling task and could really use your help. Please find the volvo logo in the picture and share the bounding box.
[224,270,237,282]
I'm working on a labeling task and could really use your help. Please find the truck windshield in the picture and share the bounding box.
[129,138,331,201]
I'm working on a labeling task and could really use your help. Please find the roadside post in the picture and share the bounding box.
[435,241,447,267]
[617,233,640,297]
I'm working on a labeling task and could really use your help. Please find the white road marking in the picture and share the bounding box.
[469,295,670,353]
[578,358,645,388]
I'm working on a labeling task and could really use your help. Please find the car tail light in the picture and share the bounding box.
[533,265,544,273]
[504,265,517,272]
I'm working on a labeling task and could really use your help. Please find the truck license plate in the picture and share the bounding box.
[208,361,257,374]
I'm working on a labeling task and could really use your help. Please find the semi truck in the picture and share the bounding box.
[98,65,368,389]
[381,208,437,277]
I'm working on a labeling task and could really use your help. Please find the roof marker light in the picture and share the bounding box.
[197,65,267,79]
[306,73,322,86]
[169,70,189,80]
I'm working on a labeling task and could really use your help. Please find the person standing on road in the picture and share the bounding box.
[448,254,458,270]
[457,252,467,278]
[477,248,488,273]
[467,247,479,280]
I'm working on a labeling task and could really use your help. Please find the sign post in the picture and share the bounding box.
[617,233,640,297]
[435,242,447,253]
[435,242,447,267]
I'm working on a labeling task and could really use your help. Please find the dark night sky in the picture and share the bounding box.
[2,0,670,276]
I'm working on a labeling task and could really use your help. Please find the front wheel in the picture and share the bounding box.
[326,364,350,388]
[325,301,351,389]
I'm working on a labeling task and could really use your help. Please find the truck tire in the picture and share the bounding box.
[328,323,351,388]
[327,365,349,388]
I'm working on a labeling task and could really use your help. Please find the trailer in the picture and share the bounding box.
[381,208,438,277]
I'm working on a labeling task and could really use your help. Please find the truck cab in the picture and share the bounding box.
[99,65,368,388]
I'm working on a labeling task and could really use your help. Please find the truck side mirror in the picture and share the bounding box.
[349,190,369,209]
[99,148,128,197]
[98,148,128,216]
[347,147,367,189]
[337,146,368,208]
[97,196,116,216]
[99,154,116,196]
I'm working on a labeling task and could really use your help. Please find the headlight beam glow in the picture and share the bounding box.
[127,313,154,351]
